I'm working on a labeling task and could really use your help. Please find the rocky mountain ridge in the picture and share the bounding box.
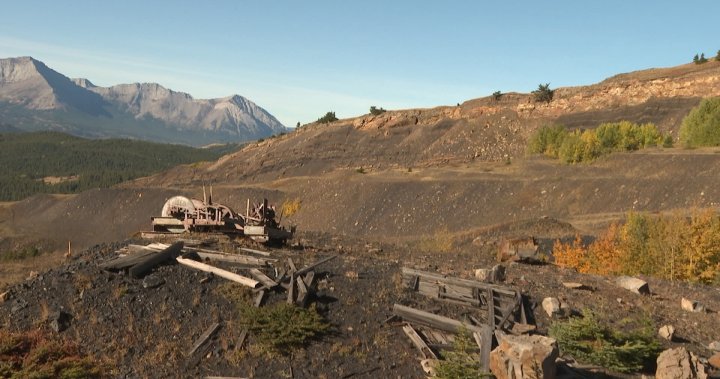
[0,56,286,145]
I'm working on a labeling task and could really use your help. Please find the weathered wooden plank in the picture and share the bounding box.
[100,248,157,270]
[287,258,297,273]
[249,269,279,288]
[239,247,271,256]
[479,327,493,370]
[176,256,259,288]
[402,267,517,297]
[392,304,488,335]
[195,252,273,266]
[296,276,308,307]
[254,290,265,307]
[487,289,496,328]
[236,328,248,350]
[303,271,315,288]
[187,322,221,357]
[295,255,338,277]
[128,242,185,278]
[286,273,296,304]
[402,324,438,359]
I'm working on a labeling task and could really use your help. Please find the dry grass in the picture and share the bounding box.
[417,227,455,254]
[281,198,302,218]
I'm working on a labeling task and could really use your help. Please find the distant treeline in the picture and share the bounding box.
[0,131,240,201]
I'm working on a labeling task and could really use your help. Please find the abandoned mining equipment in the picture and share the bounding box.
[148,187,293,243]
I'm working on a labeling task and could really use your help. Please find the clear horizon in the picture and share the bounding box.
[1,0,718,127]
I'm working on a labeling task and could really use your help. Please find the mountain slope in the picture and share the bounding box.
[0,57,286,145]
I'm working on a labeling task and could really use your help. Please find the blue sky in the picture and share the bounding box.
[1,1,718,127]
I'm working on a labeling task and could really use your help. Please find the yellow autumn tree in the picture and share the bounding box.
[586,223,622,275]
[553,234,590,273]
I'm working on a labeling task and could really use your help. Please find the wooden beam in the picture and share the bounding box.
[239,247,271,256]
[254,290,265,307]
[176,257,259,288]
[128,242,185,278]
[402,324,437,359]
[392,304,488,335]
[294,255,338,277]
[195,252,273,266]
[303,271,315,288]
[187,322,221,357]
[286,273,296,304]
[296,276,308,307]
[249,269,279,288]
[401,267,517,297]
[236,328,248,350]
[287,258,297,273]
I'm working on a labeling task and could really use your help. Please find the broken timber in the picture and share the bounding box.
[401,267,527,330]
[402,323,437,359]
[176,256,259,288]
[249,269,279,288]
[101,241,184,278]
[195,252,274,266]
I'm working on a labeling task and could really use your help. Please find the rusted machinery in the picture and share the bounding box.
[148,187,293,243]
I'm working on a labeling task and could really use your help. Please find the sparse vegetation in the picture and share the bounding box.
[492,91,502,101]
[355,167,366,174]
[679,97,720,147]
[316,111,338,124]
[532,83,554,103]
[0,131,237,201]
[434,328,489,379]
[550,311,660,373]
[0,246,43,261]
[716,50,720,61]
[528,121,670,163]
[239,303,329,354]
[555,209,720,284]
[280,198,302,218]
[418,227,454,253]
[0,329,104,378]
[369,106,386,115]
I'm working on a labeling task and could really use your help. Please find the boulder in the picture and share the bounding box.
[655,347,707,379]
[489,332,558,379]
[615,276,650,295]
[708,353,720,369]
[142,274,165,289]
[474,264,506,283]
[709,341,720,352]
[681,298,705,313]
[658,325,675,341]
[0,291,9,303]
[542,297,561,317]
[497,237,541,263]
[48,310,72,333]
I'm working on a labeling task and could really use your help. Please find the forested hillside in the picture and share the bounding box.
[0,131,239,201]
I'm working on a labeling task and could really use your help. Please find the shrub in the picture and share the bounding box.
[434,328,489,379]
[693,54,700,64]
[492,91,502,101]
[527,124,568,158]
[532,83,554,103]
[699,53,708,64]
[239,303,329,354]
[369,106,386,115]
[280,198,302,217]
[316,111,338,124]
[550,311,661,373]
[716,50,720,62]
[679,97,720,147]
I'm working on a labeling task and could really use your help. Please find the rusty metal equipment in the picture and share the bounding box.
[149,186,293,243]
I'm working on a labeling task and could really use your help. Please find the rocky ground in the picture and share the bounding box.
[1,222,719,378]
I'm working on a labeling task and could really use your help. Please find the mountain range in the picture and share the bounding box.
[0,57,287,145]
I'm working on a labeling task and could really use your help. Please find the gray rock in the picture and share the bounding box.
[656,347,707,379]
[490,332,558,379]
[681,297,705,313]
[709,341,720,352]
[615,276,650,295]
[142,274,165,289]
[49,310,72,333]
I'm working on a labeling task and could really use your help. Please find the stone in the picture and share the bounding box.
[142,274,165,289]
[489,332,558,379]
[681,298,705,313]
[562,282,585,289]
[709,353,720,369]
[420,358,437,375]
[0,291,9,303]
[474,264,506,283]
[498,237,540,263]
[542,297,561,317]
[615,276,650,295]
[709,341,720,352]
[656,347,707,379]
[48,311,72,333]
[658,325,675,341]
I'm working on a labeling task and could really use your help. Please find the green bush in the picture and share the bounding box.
[679,97,720,147]
[239,303,329,354]
[532,83,554,103]
[316,111,338,124]
[434,329,489,379]
[492,91,502,101]
[369,106,386,115]
[529,121,668,163]
[550,311,661,373]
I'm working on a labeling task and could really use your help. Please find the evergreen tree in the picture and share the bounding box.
[693,54,700,64]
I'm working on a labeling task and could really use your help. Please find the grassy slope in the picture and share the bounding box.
[0,131,240,201]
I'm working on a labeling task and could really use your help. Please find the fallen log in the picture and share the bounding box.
[128,242,184,278]
[187,322,221,357]
[176,256,259,288]
[239,247,271,256]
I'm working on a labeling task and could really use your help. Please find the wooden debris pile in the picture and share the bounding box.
[100,239,337,368]
[393,267,535,373]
